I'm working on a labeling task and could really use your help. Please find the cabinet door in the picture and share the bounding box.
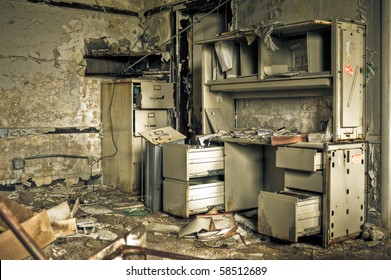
[334,19,366,140]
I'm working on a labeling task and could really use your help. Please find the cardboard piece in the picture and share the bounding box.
[139,126,186,145]
[0,210,55,260]
[0,196,34,229]
[46,201,71,222]
[51,218,77,238]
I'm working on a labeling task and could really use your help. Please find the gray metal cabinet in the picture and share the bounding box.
[258,142,366,247]
[162,143,225,217]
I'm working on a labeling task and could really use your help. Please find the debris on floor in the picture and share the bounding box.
[362,222,388,242]
[1,182,390,260]
[178,210,247,249]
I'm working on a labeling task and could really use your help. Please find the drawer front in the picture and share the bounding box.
[285,170,323,193]
[188,147,224,161]
[134,110,169,135]
[188,160,224,178]
[140,82,174,109]
[188,196,224,214]
[188,181,224,199]
[276,147,322,172]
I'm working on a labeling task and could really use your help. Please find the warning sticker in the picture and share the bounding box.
[344,64,354,76]
[351,153,363,164]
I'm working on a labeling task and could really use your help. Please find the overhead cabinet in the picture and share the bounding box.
[197,18,366,141]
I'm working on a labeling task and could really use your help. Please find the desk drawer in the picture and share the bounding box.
[163,178,224,218]
[276,147,322,172]
[258,190,321,242]
[285,170,323,193]
[163,143,224,181]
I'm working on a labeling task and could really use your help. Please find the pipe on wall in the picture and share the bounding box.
[381,0,391,235]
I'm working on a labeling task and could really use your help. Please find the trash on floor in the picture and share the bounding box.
[145,223,182,234]
[80,205,113,215]
[178,211,247,248]
[0,201,55,260]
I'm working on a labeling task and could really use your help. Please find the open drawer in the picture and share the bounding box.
[276,147,322,172]
[258,190,321,242]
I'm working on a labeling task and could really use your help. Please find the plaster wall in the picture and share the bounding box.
[0,0,145,186]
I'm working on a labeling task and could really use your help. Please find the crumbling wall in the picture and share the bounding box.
[0,0,145,186]
[233,0,382,223]
[236,96,333,133]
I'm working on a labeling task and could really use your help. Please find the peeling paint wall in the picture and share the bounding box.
[233,0,382,223]
[0,0,146,186]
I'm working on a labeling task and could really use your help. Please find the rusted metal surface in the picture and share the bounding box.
[0,202,48,260]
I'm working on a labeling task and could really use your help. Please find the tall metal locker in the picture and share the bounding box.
[101,79,174,194]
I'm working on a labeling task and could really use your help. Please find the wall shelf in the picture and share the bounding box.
[206,75,332,96]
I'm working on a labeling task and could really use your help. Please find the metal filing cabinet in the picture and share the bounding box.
[101,79,174,194]
[139,127,186,212]
[162,143,225,217]
[258,142,366,247]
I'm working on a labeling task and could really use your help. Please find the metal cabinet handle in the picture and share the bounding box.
[150,95,165,100]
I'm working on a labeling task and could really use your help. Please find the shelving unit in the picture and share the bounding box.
[196,18,367,247]
[196,18,366,141]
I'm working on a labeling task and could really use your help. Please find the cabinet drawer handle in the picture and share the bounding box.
[150,95,165,100]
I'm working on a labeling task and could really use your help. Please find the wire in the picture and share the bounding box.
[90,78,120,190]
[123,26,150,74]
[122,0,231,73]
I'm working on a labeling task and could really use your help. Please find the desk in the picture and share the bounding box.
[221,137,366,247]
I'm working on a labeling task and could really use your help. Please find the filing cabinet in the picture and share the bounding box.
[101,79,174,194]
[162,143,225,217]
[258,142,366,247]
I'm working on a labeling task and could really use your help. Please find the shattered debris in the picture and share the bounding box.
[178,211,247,248]
[1,183,390,260]
[362,222,387,242]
